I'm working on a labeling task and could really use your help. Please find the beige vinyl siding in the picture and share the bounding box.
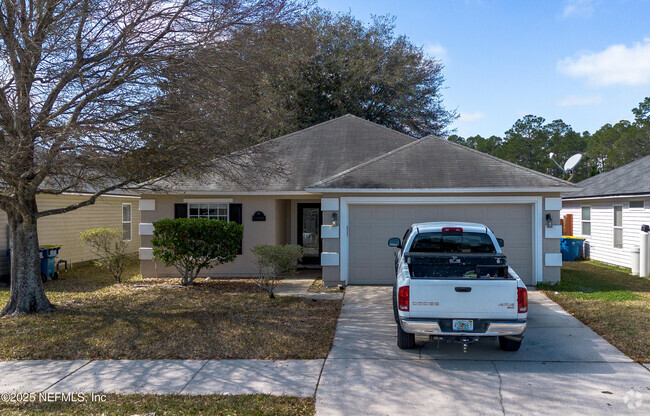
[0,194,140,277]
[562,197,650,268]
[36,194,141,265]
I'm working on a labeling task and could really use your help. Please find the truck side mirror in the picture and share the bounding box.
[497,238,504,248]
[388,237,401,248]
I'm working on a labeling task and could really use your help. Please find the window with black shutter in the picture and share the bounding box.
[229,203,243,254]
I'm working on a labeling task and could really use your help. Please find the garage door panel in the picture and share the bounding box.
[348,204,534,286]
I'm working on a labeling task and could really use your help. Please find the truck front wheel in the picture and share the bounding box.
[397,324,416,349]
[498,336,522,351]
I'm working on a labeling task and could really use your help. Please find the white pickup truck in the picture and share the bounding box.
[389,222,528,352]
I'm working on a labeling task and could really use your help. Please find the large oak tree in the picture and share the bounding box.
[0,0,301,316]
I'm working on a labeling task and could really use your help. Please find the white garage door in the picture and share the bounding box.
[348,204,533,285]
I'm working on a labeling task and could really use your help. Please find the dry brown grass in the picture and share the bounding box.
[0,260,341,360]
[0,394,314,416]
[539,261,650,362]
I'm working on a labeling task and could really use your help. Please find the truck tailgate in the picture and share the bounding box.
[409,279,519,320]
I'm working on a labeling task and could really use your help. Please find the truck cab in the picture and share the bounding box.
[389,222,528,352]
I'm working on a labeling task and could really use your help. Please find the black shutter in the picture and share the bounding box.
[229,203,243,254]
[174,203,188,219]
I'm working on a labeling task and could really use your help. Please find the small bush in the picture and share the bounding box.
[152,218,243,285]
[252,244,303,298]
[80,228,130,283]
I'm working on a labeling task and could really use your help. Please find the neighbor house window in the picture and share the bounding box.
[122,203,132,241]
[629,200,645,209]
[613,205,623,248]
[581,206,591,236]
[188,203,228,220]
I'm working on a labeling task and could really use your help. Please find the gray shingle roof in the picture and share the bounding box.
[307,136,574,190]
[156,115,416,193]
[564,154,650,198]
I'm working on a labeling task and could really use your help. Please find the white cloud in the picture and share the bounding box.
[558,39,650,86]
[458,111,485,123]
[561,0,595,19]
[556,94,603,107]
[424,43,448,62]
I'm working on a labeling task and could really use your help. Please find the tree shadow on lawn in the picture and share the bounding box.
[0,281,340,360]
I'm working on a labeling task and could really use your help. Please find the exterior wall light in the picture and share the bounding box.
[331,212,338,226]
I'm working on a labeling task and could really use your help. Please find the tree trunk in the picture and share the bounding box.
[1,206,54,317]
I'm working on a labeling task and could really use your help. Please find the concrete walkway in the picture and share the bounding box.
[316,287,650,415]
[0,359,323,397]
[274,278,344,300]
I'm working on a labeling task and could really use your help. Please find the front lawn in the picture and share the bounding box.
[539,261,650,362]
[0,394,314,416]
[0,260,341,360]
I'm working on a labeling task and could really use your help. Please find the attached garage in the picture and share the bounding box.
[346,202,534,285]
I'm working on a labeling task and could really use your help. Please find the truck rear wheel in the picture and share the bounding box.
[498,336,522,351]
[397,324,416,349]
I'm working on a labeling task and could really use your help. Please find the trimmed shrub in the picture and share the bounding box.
[80,228,130,282]
[151,218,243,285]
[252,244,303,298]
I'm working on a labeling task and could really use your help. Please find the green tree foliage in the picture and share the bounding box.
[159,9,456,139]
[252,245,303,298]
[79,228,130,283]
[152,219,244,286]
[285,11,456,137]
[448,97,650,181]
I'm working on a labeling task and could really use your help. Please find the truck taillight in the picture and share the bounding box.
[442,227,463,232]
[517,287,528,313]
[398,286,410,311]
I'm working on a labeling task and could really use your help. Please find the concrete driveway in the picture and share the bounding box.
[316,287,650,415]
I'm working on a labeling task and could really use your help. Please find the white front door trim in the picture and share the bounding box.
[339,196,543,285]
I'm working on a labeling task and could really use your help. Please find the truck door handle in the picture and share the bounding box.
[455,287,472,293]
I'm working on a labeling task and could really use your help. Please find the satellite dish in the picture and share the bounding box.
[564,154,583,171]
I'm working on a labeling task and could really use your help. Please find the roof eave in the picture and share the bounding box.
[304,187,575,194]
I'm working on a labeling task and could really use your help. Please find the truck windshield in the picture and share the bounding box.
[409,232,497,253]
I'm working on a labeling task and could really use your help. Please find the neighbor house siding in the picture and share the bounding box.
[36,194,141,265]
[0,194,141,277]
[562,197,650,268]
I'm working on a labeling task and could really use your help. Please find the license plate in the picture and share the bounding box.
[453,320,473,331]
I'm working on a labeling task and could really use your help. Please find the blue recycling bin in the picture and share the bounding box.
[5,245,62,282]
[561,237,585,261]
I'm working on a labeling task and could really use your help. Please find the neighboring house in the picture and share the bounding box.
[139,115,574,286]
[562,155,650,269]
[1,193,141,278]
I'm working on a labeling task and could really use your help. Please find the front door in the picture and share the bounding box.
[297,203,321,265]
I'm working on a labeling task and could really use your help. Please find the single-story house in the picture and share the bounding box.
[138,115,574,286]
[562,154,650,269]
[0,192,141,278]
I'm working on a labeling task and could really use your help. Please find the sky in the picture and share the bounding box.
[316,0,650,138]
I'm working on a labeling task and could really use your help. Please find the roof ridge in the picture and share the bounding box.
[426,136,574,187]
[307,137,430,188]
[255,114,416,148]
[576,153,650,185]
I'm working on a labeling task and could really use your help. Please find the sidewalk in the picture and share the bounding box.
[0,359,322,396]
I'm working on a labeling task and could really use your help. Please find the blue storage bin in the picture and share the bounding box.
[560,237,585,262]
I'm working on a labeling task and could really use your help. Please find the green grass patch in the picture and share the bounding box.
[0,261,341,360]
[0,394,314,416]
[539,261,650,362]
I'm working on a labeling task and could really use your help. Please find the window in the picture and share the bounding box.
[630,200,645,209]
[409,232,497,254]
[581,206,591,236]
[188,203,228,220]
[613,205,623,248]
[122,204,132,241]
